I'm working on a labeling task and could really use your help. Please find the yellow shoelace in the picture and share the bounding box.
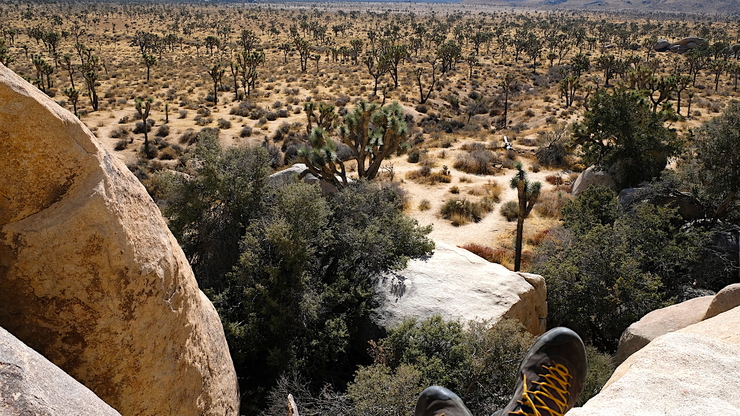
[509,362,573,416]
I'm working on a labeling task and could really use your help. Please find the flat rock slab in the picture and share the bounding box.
[375,242,547,334]
[0,326,121,416]
[568,306,740,415]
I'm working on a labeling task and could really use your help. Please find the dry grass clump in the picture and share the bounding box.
[453,148,500,175]
[526,229,551,247]
[459,243,515,267]
[440,196,496,226]
[500,201,519,222]
[418,199,432,211]
[535,191,572,218]
[405,166,452,185]
[110,126,131,139]
[467,180,502,203]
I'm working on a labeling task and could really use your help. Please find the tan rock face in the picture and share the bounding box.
[615,295,713,365]
[0,326,121,416]
[567,307,740,416]
[375,242,547,335]
[0,64,239,415]
[704,283,740,320]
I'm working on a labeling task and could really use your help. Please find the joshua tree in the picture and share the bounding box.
[300,101,408,188]
[559,75,581,107]
[135,97,153,154]
[63,87,80,117]
[500,72,518,127]
[510,162,541,272]
[294,37,312,73]
[413,59,438,105]
[207,63,225,106]
[142,53,157,83]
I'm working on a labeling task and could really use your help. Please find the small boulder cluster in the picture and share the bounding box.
[653,37,705,53]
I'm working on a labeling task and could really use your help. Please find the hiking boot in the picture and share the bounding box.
[415,386,473,416]
[493,327,587,416]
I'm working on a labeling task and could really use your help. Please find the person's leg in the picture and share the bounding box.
[495,327,587,416]
[414,327,587,416]
[414,386,473,416]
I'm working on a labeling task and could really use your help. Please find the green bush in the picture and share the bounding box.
[579,345,616,406]
[534,187,704,351]
[155,134,434,413]
[348,317,535,415]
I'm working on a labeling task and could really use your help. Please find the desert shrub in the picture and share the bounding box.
[217,118,232,129]
[133,119,154,134]
[155,144,434,413]
[440,198,486,226]
[526,229,551,247]
[536,143,570,168]
[350,316,536,415]
[194,115,213,126]
[249,107,267,120]
[579,346,616,406]
[114,139,128,151]
[347,364,422,416]
[197,107,211,117]
[418,199,431,211]
[230,101,255,117]
[449,185,460,194]
[110,126,130,139]
[158,146,179,160]
[415,104,428,113]
[453,149,499,175]
[467,181,502,203]
[460,243,497,261]
[266,111,279,121]
[500,201,519,221]
[262,375,350,416]
[178,109,188,119]
[118,115,129,124]
[240,126,253,137]
[178,128,198,145]
[534,186,706,351]
[407,148,422,163]
[534,191,572,218]
[155,124,170,137]
[405,166,451,185]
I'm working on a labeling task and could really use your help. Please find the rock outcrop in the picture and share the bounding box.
[705,283,740,319]
[375,242,547,335]
[567,306,740,415]
[616,283,740,364]
[0,326,121,416]
[571,166,616,196]
[615,295,713,365]
[653,37,706,53]
[0,64,238,415]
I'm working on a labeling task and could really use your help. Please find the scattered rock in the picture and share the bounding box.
[653,39,671,52]
[568,306,740,415]
[0,326,121,416]
[0,64,238,415]
[269,163,340,194]
[571,166,616,196]
[704,283,740,320]
[615,295,713,364]
[375,242,547,335]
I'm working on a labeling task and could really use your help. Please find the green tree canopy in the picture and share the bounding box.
[155,133,433,412]
[680,102,740,221]
[573,88,681,189]
[535,186,704,351]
